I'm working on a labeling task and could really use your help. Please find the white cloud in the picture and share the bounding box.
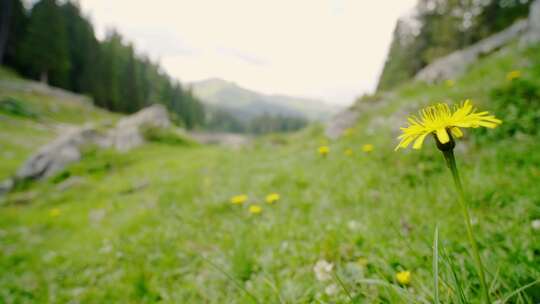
[79,0,417,105]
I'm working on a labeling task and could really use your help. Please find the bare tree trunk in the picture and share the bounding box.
[0,0,13,65]
[40,70,48,84]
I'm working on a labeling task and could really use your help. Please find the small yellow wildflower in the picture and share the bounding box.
[249,205,262,214]
[362,144,374,153]
[344,148,354,156]
[395,100,502,150]
[396,270,411,285]
[445,79,455,87]
[265,193,280,204]
[49,208,61,217]
[506,70,521,81]
[318,146,329,156]
[230,194,248,205]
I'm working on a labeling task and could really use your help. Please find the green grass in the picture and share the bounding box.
[0,66,21,81]
[0,44,539,303]
[0,69,118,179]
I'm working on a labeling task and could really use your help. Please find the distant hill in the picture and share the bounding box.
[190,78,338,122]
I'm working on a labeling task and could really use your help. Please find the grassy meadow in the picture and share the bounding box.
[0,44,539,303]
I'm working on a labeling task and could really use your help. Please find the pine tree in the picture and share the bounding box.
[120,45,143,113]
[0,0,14,65]
[98,31,123,110]
[19,0,69,84]
[61,1,99,93]
[377,0,533,91]
[0,0,27,67]
[5,0,206,128]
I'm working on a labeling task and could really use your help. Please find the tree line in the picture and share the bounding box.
[205,108,308,134]
[0,0,204,129]
[377,0,532,91]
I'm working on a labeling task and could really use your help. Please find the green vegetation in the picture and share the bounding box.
[1,39,539,303]
[0,68,117,179]
[377,0,531,91]
[2,0,320,134]
[205,108,309,134]
[1,0,205,128]
[0,97,38,119]
[141,126,195,146]
[19,0,70,84]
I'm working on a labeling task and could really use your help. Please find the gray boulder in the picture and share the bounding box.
[15,126,102,180]
[12,104,172,184]
[105,104,171,152]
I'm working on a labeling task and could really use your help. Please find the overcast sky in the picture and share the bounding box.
[78,0,417,106]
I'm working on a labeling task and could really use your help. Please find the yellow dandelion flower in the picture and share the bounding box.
[506,70,521,81]
[249,205,262,214]
[318,146,329,156]
[49,208,61,217]
[344,148,354,156]
[265,193,280,204]
[395,100,502,151]
[445,79,455,87]
[396,270,411,285]
[230,194,248,205]
[362,144,374,153]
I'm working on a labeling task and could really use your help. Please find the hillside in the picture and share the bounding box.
[1,38,539,303]
[190,78,338,122]
[0,67,118,180]
[377,0,531,91]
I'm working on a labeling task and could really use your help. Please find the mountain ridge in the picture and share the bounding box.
[189,78,339,122]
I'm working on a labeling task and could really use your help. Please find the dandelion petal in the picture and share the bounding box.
[436,128,449,144]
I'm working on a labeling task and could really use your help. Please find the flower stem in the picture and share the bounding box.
[442,149,491,304]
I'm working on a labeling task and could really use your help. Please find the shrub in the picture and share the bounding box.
[141,125,194,146]
[478,78,540,140]
[0,97,38,119]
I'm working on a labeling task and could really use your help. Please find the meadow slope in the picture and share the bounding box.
[0,44,539,303]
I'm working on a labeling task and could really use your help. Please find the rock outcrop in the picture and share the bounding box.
[524,0,540,44]
[415,20,528,83]
[105,104,171,152]
[16,126,101,180]
[324,106,360,139]
[11,104,172,185]
[416,0,540,83]
[325,94,391,139]
[325,0,540,139]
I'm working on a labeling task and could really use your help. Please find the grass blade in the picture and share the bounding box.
[200,254,260,304]
[332,269,355,303]
[433,225,440,304]
[441,248,468,304]
[500,279,540,304]
[355,278,429,304]
[261,274,287,304]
